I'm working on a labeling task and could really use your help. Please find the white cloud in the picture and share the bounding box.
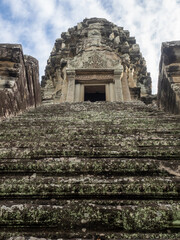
[109,0,180,93]
[69,0,111,21]
[0,0,180,93]
[0,15,22,43]
[28,0,57,23]
[2,0,30,18]
[48,0,111,37]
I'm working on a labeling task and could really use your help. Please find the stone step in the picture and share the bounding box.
[0,139,180,149]
[1,118,179,127]
[0,158,178,176]
[0,101,173,113]
[1,146,180,159]
[2,112,179,121]
[1,134,180,145]
[0,102,179,239]
[0,175,179,199]
[13,116,177,123]
[0,200,179,231]
[0,232,179,240]
[1,124,180,133]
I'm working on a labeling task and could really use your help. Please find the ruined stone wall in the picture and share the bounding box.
[0,44,41,118]
[158,41,180,114]
[41,18,151,103]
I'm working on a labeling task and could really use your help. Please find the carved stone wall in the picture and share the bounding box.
[41,18,151,103]
[0,44,41,118]
[158,41,180,114]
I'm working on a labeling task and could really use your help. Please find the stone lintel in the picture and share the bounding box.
[75,68,114,74]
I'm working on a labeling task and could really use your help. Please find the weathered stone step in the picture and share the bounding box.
[1,198,178,205]
[0,232,179,240]
[0,158,179,177]
[1,118,179,128]
[0,102,179,239]
[0,102,179,119]
[14,111,173,122]
[0,200,179,231]
[1,111,179,121]
[1,125,180,132]
[0,138,179,149]
[6,116,169,123]
[1,125,180,135]
[9,117,178,125]
[10,101,150,112]
[0,175,179,199]
[1,145,180,159]
[1,136,179,149]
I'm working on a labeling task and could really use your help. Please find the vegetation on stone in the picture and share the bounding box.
[0,101,179,239]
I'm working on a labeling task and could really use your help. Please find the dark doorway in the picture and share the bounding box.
[84,85,106,102]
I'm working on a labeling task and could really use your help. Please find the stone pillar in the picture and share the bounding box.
[80,84,84,101]
[114,70,123,101]
[66,69,75,102]
[121,70,131,101]
[75,84,81,102]
[106,84,110,101]
[109,83,115,101]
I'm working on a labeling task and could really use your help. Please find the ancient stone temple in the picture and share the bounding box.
[41,18,151,103]
[0,18,180,240]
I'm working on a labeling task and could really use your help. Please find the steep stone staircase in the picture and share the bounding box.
[0,101,179,240]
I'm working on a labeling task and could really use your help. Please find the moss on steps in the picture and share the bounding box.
[0,102,179,239]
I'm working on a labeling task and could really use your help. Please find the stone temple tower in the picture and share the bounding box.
[41,18,151,103]
[0,18,180,240]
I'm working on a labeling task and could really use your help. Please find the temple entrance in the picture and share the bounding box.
[84,85,106,102]
[68,69,120,102]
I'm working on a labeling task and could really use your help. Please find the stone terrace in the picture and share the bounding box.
[0,101,180,239]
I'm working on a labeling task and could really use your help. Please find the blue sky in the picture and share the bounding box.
[0,0,180,93]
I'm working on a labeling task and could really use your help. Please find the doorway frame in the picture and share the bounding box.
[66,68,123,102]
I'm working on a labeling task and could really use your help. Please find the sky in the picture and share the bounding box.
[0,0,180,93]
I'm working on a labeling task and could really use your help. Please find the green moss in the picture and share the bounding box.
[0,102,179,237]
